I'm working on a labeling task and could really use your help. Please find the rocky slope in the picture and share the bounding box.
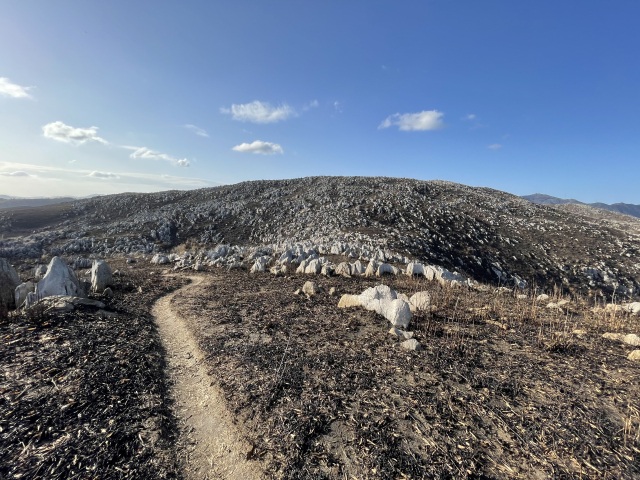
[1,176,639,297]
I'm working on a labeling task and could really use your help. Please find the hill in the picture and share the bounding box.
[523,193,640,219]
[1,176,639,297]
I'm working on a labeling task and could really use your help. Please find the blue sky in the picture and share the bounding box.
[1,1,639,203]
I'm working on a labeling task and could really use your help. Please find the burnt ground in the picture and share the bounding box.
[1,262,639,479]
[172,269,640,479]
[0,262,186,479]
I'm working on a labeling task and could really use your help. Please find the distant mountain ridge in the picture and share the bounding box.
[0,196,89,209]
[522,193,640,219]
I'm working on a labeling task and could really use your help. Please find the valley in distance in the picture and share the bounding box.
[1,176,639,479]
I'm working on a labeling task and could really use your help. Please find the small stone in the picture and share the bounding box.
[628,350,640,361]
[623,334,640,346]
[302,281,320,296]
[400,339,421,351]
[329,287,336,296]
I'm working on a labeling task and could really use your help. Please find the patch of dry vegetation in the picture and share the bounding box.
[0,263,184,479]
[173,270,640,479]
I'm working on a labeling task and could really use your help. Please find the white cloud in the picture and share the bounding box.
[232,140,284,155]
[124,146,190,167]
[87,171,119,179]
[379,110,444,131]
[488,143,503,150]
[221,100,295,123]
[465,114,477,120]
[184,124,209,138]
[333,101,343,113]
[0,171,32,177]
[0,77,33,99]
[43,121,108,145]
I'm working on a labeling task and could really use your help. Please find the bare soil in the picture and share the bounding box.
[153,275,265,479]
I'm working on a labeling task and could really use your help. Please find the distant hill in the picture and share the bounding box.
[2,176,640,296]
[522,194,640,219]
[0,196,79,209]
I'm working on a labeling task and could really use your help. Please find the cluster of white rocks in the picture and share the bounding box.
[0,256,113,312]
[337,285,432,351]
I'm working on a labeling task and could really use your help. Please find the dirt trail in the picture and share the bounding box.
[152,275,264,480]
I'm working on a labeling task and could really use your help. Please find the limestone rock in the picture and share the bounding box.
[34,264,47,280]
[409,291,431,312]
[14,281,35,309]
[91,260,113,293]
[624,302,640,315]
[628,350,640,361]
[389,327,414,340]
[623,334,640,346]
[302,281,320,297]
[151,254,170,265]
[406,262,425,276]
[27,257,83,307]
[400,339,421,351]
[0,258,21,309]
[380,299,412,328]
[350,260,366,276]
[335,262,352,277]
[338,294,361,308]
[329,287,336,296]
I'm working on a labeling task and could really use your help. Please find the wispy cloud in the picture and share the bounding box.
[42,121,108,145]
[488,143,503,150]
[303,99,319,111]
[87,171,119,179]
[0,171,33,177]
[379,110,444,131]
[0,161,214,197]
[124,146,190,167]
[221,100,296,123]
[232,140,283,155]
[0,77,33,99]
[184,124,209,138]
[464,113,476,120]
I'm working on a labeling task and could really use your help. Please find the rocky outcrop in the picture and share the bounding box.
[26,257,83,307]
[338,285,412,329]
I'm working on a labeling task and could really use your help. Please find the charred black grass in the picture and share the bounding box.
[0,264,185,480]
[173,270,640,479]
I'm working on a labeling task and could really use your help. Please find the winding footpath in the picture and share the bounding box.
[152,276,264,480]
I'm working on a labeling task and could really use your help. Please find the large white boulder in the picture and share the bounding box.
[250,256,269,273]
[28,257,83,306]
[91,260,113,293]
[340,284,413,329]
[0,258,21,309]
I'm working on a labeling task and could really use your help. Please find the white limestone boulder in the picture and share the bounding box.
[91,260,113,293]
[350,260,366,275]
[27,257,83,306]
